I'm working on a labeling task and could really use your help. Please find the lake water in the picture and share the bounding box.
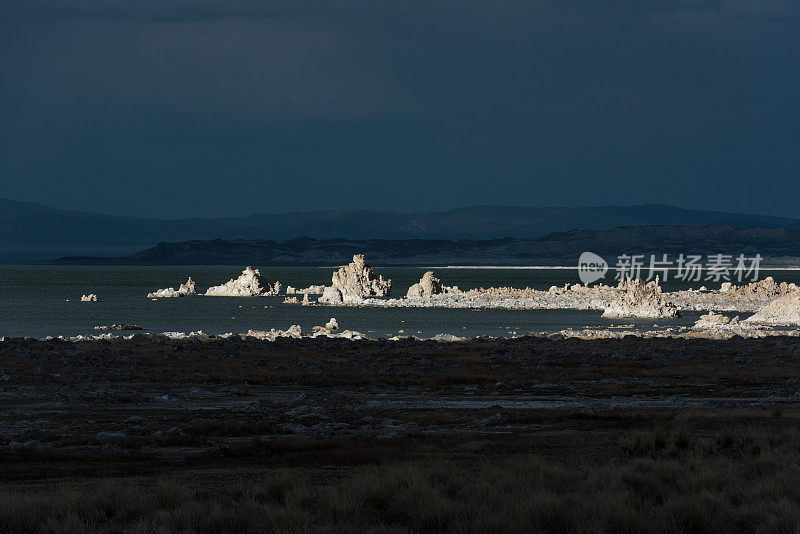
[2,266,799,339]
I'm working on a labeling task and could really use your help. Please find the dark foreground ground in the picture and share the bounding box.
[2,334,800,532]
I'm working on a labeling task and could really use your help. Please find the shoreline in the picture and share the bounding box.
[5,321,799,344]
[3,319,800,531]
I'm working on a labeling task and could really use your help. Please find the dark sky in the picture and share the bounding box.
[1,0,798,218]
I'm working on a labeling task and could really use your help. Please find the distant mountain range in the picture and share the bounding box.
[4,197,800,262]
[52,225,800,266]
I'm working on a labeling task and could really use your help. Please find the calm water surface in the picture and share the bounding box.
[2,266,798,339]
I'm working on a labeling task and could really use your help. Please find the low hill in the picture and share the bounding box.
[5,197,800,261]
[51,225,800,266]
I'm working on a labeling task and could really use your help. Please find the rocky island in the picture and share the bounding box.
[745,291,800,325]
[406,271,446,298]
[318,254,391,304]
[601,277,680,318]
[205,266,281,297]
[147,277,197,298]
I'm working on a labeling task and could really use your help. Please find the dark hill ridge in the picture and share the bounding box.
[5,197,800,261]
[52,225,800,266]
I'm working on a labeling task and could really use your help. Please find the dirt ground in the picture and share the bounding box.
[1,334,800,532]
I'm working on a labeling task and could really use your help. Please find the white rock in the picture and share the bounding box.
[312,318,341,336]
[745,291,800,325]
[286,324,302,337]
[298,285,326,294]
[406,271,444,299]
[693,311,735,329]
[430,333,466,342]
[205,267,279,297]
[148,277,196,298]
[320,254,391,303]
[245,324,302,340]
[721,277,792,299]
[147,287,182,298]
[602,277,680,319]
[319,286,343,304]
[179,277,196,295]
[94,324,143,331]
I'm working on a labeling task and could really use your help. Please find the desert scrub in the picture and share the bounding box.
[3,436,800,534]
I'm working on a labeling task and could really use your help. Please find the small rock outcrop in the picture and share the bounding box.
[286,291,320,305]
[692,311,768,336]
[319,286,343,304]
[299,284,326,294]
[148,277,198,298]
[406,271,444,299]
[179,277,197,295]
[312,318,340,335]
[745,291,800,325]
[693,311,738,329]
[721,277,795,299]
[94,324,143,331]
[205,267,279,297]
[148,288,182,298]
[81,294,98,302]
[319,255,391,303]
[602,277,680,318]
[245,320,365,340]
[286,284,325,295]
[246,324,302,340]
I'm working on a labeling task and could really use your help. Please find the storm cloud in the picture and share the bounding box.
[1,1,798,217]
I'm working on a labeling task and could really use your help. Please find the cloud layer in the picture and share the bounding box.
[1,1,798,217]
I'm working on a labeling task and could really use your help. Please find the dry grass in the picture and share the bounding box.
[1,426,800,533]
[4,336,800,531]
